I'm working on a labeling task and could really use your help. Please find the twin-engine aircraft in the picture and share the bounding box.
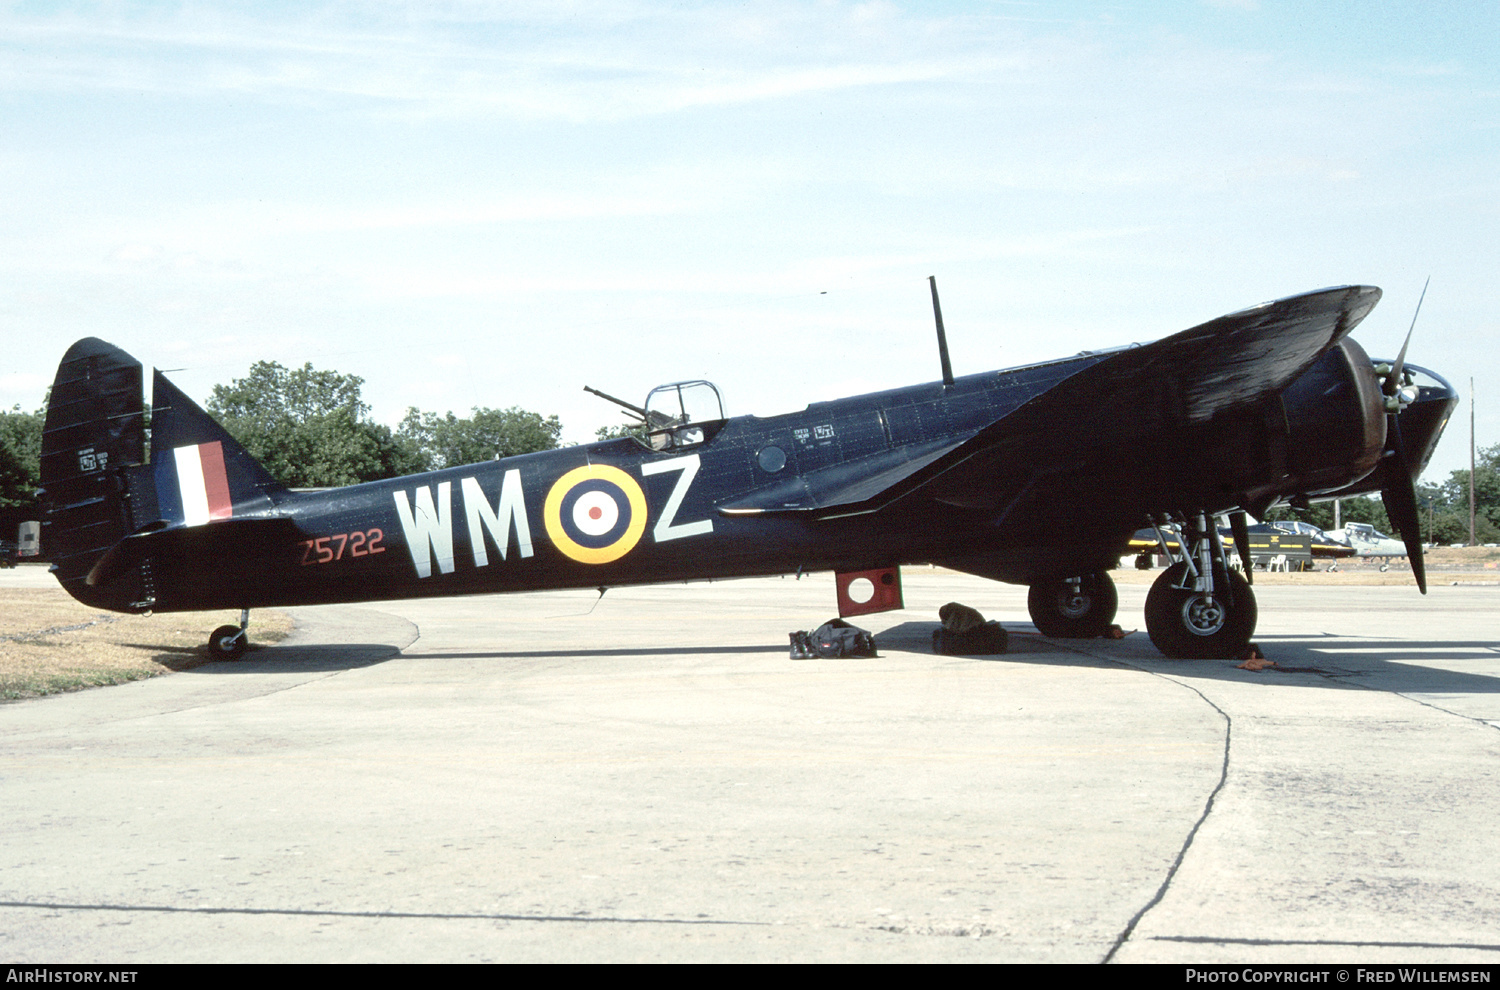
[39,284,1455,661]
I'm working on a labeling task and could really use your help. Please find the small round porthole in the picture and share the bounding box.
[757,445,787,473]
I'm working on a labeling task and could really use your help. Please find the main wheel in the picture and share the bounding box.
[208,624,247,660]
[1027,572,1118,638]
[1145,562,1257,659]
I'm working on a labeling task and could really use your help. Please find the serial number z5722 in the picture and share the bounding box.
[299,529,385,566]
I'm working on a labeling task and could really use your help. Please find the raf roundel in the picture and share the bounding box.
[543,464,649,564]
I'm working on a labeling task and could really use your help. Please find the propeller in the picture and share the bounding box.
[1228,510,1254,585]
[1375,279,1429,593]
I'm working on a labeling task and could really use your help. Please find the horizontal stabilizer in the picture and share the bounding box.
[87,516,302,589]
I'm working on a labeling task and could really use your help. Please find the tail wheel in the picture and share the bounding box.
[1027,572,1118,638]
[1145,562,1257,659]
[208,624,247,660]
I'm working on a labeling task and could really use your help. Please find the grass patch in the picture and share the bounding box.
[0,587,292,700]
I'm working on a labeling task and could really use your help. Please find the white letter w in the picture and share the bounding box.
[393,482,455,579]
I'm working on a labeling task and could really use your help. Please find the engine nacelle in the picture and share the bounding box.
[1275,337,1458,505]
[1278,337,1387,499]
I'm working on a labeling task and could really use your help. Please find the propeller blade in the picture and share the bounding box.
[1378,416,1427,594]
[1228,510,1254,585]
[1385,276,1428,397]
[1373,278,1430,594]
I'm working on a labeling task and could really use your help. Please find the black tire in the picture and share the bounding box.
[1145,562,1257,659]
[209,624,247,660]
[1027,572,1118,638]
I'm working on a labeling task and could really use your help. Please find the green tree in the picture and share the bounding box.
[1436,450,1500,533]
[1408,443,1500,543]
[594,421,647,443]
[0,405,44,508]
[397,406,563,471]
[208,362,423,488]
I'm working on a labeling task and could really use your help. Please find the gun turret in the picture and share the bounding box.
[584,386,677,429]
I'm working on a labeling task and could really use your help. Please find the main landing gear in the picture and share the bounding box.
[1027,572,1118,639]
[1143,513,1257,659]
[208,609,251,660]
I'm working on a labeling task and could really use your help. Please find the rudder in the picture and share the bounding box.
[39,339,150,610]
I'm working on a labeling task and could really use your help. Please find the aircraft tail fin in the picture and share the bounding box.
[40,340,287,612]
[146,370,287,527]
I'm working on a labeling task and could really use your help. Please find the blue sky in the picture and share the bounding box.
[2,1,1495,483]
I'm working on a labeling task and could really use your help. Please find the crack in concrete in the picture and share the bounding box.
[1055,629,1500,964]
[1045,638,1234,965]
[1151,934,1500,952]
[1103,675,1231,963]
[0,898,762,927]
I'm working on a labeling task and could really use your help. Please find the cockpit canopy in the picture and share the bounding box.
[643,380,726,450]
[1344,521,1394,542]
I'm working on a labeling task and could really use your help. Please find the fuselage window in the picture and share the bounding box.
[757,446,787,473]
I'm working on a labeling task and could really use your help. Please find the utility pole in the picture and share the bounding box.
[1470,377,1477,546]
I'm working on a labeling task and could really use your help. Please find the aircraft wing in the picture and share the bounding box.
[720,285,1381,521]
[719,437,963,514]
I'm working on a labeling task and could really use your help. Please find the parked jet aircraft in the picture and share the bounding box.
[1127,519,1355,571]
[1340,520,1411,566]
[39,285,1455,661]
[1245,520,1357,569]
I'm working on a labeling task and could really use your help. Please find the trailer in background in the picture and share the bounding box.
[17,520,39,557]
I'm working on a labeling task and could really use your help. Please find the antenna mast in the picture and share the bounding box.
[928,276,955,388]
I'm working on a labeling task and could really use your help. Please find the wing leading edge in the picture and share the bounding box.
[720,285,1382,520]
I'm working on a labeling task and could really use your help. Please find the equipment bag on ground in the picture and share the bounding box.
[789,619,877,659]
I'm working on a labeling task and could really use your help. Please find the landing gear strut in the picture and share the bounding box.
[1144,513,1257,659]
[208,609,250,661]
[1027,572,1118,638]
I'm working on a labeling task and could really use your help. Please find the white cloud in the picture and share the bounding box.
[0,2,1004,121]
